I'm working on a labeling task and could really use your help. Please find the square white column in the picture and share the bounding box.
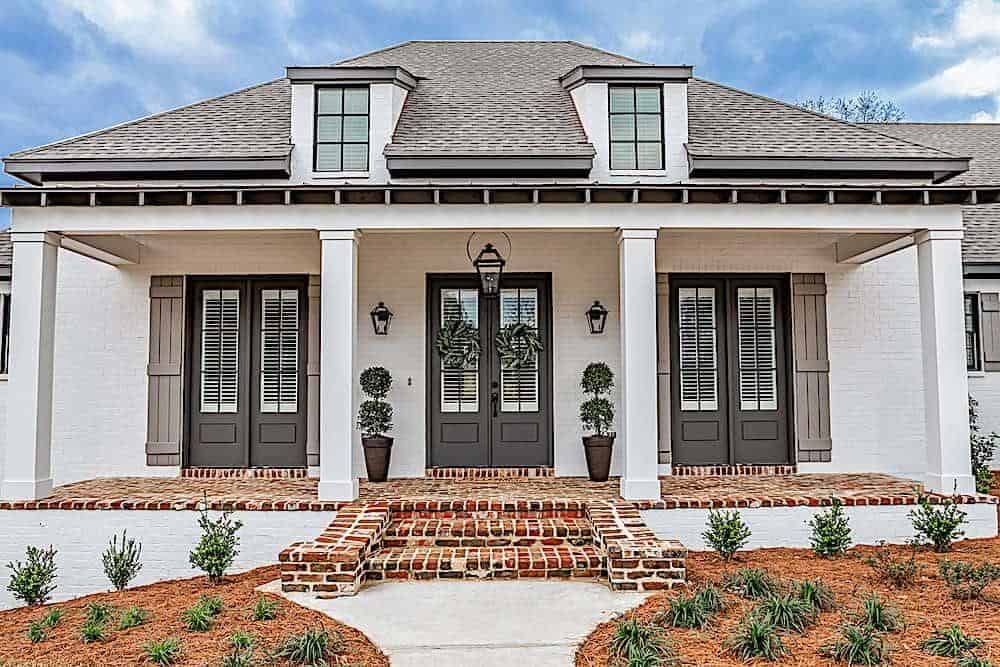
[916,230,975,494]
[318,230,360,501]
[617,228,661,500]
[2,232,60,500]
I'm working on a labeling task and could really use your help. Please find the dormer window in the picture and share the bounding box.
[314,86,370,172]
[609,86,663,171]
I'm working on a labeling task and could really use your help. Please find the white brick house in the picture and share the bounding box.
[0,40,995,502]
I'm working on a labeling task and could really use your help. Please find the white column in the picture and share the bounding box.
[2,232,60,500]
[916,230,975,494]
[617,228,661,500]
[318,230,360,501]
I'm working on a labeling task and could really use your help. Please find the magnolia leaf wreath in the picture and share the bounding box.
[495,322,543,369]
[436,319,482,369]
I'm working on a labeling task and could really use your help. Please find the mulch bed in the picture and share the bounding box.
[0,566,389,666]
[576,537,1000,666]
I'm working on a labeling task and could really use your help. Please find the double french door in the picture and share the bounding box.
[670,275,791,465]
[187,277,308,468]
[427,274,553,468]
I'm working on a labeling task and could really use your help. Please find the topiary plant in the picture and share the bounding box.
[580,362,614,437]
[357,366,393,438]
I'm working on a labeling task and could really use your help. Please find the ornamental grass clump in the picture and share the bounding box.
[693,583,725,614]
[80,619,108,644]
[723,567,781,600]
[755,593,816,634]
[850,592,902,633]
[863,542,922,588]
[250,596,279,621]
[724,613,787,662]
[808,500,852,557]
[909,494,967,552]
[85,601,115,626]
[820,623,889,665]
[795,579,836,612]
[189,500,242,584]
[181,600,217,632]
[143,637,182,666]
[102,530,143,591]
[661,591,711,630]
[920,625,983,658]
[6,545,58,607]
[939,559,1000,601]
[958,655,996,667]
[117,605,150,630]
[702,509,752,561]
[275,627,345,666]
[26,620,47,644]
[608,618,678,667]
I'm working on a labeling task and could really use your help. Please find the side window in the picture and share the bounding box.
[966,293,982,372]
[314,86,370,172]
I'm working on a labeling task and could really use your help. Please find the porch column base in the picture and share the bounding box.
[0,478,54,501]
[620,477,661,501]
[925,473,975,496]
[318,479,360,502]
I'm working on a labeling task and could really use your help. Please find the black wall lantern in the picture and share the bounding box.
[586,300,609,334]
[370,302,393,336]
[467,232,511,298]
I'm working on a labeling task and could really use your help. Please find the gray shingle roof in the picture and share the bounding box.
[9,79,291,161]
[336,41,641,158]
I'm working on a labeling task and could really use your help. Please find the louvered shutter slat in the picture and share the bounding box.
[678,287,719,411]
[737,287,777,411]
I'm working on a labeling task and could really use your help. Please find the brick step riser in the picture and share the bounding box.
[389,510,588,520]
[365,568,606,582]
[383,536,592,548]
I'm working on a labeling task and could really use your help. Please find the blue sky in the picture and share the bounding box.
[1,0,999,226]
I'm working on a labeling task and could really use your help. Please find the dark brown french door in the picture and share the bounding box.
[187,277,308,468]
[427,274,553,468]
[670,275,791,465]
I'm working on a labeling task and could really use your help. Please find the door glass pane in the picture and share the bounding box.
[500,288,539,413]
[678,287,718,411]
[440,288,479,413]
[201,289,240,414]
[260,289,299,414]
[737,287,777,411]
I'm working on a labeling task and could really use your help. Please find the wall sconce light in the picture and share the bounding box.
[586,300,608,334]
[370,302,393,336]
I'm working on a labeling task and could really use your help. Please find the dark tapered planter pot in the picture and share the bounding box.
[583,435,615,482]
[362,436,393,483]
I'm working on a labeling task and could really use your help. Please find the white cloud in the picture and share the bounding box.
[913,0,1000,49]
[971,109,1000,122]
[620,30,662,55]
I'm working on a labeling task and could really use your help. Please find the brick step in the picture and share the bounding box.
[365,544,605,582]
[389,509,589,520]
[383,517,593,548]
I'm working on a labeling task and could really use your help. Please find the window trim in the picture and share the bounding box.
[313,84,371,174]
[608,84,665,172]
[966,292,983,373]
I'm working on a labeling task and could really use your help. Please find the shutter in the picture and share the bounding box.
[981,293,1000,371]
[736,287,778,411]
[307,276,320,467]
[500,288,539,412]
[791,274,832,462]
[656,274,671,464]
[200,289,240,413]
[260,288,300,414]
[677,286,719,411]
[146,276,184,466]
[440,288,479,413]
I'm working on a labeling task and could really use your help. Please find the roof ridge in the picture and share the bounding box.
[334,40,645,66]
[9,78,289,159]
[333,40,415,66]
[564,40,647,65]
[691,77,959,159]
[864,121,1000,127]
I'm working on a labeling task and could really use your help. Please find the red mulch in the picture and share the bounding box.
[0,566,388,666]
[576,537,1000,666]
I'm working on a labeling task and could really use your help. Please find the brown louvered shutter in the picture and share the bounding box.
[307,275,321,467]
[146,276,184,465]
[980,293,1000,372]
[791,274,832,462]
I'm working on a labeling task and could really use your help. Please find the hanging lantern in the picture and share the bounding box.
[370,302,393,336]
[472,242,506,297]
[586,300,608,334]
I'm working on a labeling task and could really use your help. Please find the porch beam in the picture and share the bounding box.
[61,234,142,265]
[835,233,913,264]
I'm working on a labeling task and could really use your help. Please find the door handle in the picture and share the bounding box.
[491,391,499,418]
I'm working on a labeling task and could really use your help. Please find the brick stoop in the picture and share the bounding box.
[384,517,593,548]
[588,502,687,591]
[366,544,604,581]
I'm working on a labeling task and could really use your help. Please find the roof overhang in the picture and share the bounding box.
[687,153,971,183]
[3,155,292,186]
[560,65,693,90]
[385,155,595,177]
[285,65,418,90]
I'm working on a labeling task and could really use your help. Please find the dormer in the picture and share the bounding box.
[287,66,415,183]
[561,65,693,182]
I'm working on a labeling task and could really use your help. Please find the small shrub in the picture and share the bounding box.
[756,593,816,633]
[80,619,108,644]
[920,625,983,658]
[118,605,150,630]
[723,568,780,600]
[970,396,998,494]
[6,545,58,607]
[102,530,143,592]
[144,637,182,665]
[809,500,852,557]
[850,592,902,633]
[724,614,787,662]
[608,618,677,667]
[863,542,922,588]
[181,603,214,632]
[703,509,752,561]
[42,608,63,628]
[693,583,725,613]
[26,621,46,643]
[218,651,257,667]
[795,579,836,612]
[189,502,243,584]
[230,630,256,650]
[251,596,279,621]
[958,655,995,667]
[275,628,345,666]
[197,594,224,616]
[909,494,967,552]
[85,601,115,625]
[661,592,711,629]
[820,624,889,665]
[939,559,1000,600]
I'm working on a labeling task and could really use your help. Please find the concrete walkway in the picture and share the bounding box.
[272,579,649,666]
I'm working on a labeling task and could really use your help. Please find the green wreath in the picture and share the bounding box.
[495,322,543,370]
[436,319,482,369]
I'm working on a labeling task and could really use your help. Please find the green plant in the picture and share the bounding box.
[609,618,677,667]
[661,591,711,629]
[435,318,481,369]
[820,624,889,665]
[723,613,787,662]
[102,530,143,591]
[26,620,46,643]
[863,542,922,587]
[81,619,108,644]
[274,627,344,666]
[909,494,967,552]
[495,322,543,369]
[795,579,835,612]
[958,655,995,667]
[693,583,725,613]
[6,545,58,606]
[230,630,256,650]
[85,601,115,625]
[702,509,752,561]
[118,605,150,630]
[970,396,998,493]
[756,593,816,633]
[357,366,393,438]
[921,625,983,658]
[251,596,279,621]
[939,559,1000,600]
[181,602,215,632]
[723,568,780,599]
[850,592,902,633]
[189,502,243,584]
[580,362,615,437]
[144,637,182,665]
[198,594,224,616]
[809,500,852,557]
[219,651,257,667]
[42,608,63,628]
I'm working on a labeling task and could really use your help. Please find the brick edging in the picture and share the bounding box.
[632,493,998,510]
